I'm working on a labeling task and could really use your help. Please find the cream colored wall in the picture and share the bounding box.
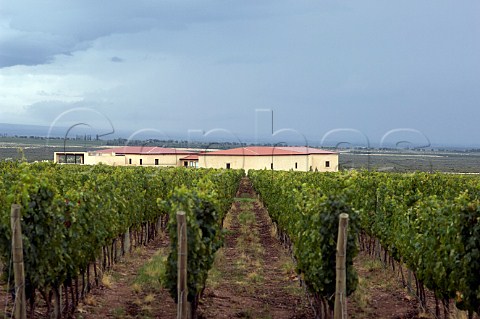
[199,154,338,172]
[124,154,182,166]
[83,153,126,165]
[308,154,339,172]
[83,155,97,165]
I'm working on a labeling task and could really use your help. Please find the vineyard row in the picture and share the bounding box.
[0,161,243,318]
[249,169,480,317]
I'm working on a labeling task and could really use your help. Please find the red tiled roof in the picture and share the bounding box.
[92,146,195,155]
[179,155,199,160]
[203,146,336,156]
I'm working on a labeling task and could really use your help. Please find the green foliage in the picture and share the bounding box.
[249,170,359,307]
[346,170,480,314]
[456,195,480,314]
[0,161,242,310]
[250,169,480,315]
[163,186,222,303]
[158,169,243,316]
[295,194,358,305]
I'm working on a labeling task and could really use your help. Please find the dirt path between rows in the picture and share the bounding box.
[198,177,315,319]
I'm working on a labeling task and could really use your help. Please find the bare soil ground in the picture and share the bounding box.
[75,233,176,319]
[197,177,314,319]
[349,254,420,319]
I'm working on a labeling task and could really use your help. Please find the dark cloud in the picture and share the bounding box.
[0,1,325,68]
[0,28,77,67]
[110,56,124,63]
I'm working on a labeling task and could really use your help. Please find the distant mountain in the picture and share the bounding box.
[0,123,121,138]
[0,123,61,137]
[2,123,478,150]
[0,122,208,142]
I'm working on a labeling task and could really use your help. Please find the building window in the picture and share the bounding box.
[325,161,330,168]
[139,159,143,165]
[184,161,188,167]
[295,162,298,169]
[226,163,231,169]
[129,158,132,164]
[271,163,274,170]
[155,159,159,165]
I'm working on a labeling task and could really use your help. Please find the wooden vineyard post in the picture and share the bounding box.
[407,269,413,293]
[123,229,130,256]
[334,213,349,319]
[11,204,27,319]
[177,211,188,319]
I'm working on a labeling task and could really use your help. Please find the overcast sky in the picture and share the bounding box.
[0,1,479,147]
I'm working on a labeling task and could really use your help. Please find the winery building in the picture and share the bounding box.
[198,146,338,172]
[54,146,338,172]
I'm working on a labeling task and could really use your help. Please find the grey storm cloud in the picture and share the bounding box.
[1,1,480,146]
[0,0,298,68]
[0,1,169,67]
[0,29,77,67]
